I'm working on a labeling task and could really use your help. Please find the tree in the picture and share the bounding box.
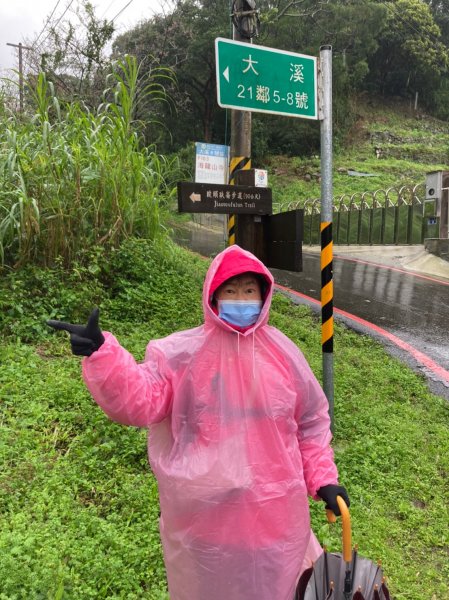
[24,1,115,108]
[110,0,449,156]
[367,0,449,99]
[249,0,387,155]
[112,0,231,150]
[426,0,449,40]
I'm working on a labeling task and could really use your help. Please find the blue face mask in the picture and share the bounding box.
[218,300,263,327]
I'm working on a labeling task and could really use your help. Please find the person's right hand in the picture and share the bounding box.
[317,484,350,516]
[47,308,105,357]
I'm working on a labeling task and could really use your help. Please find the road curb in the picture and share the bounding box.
[275,283,449,400]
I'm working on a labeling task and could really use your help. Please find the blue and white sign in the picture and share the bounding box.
[195,142,230,185]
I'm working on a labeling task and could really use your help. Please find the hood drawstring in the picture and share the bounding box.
[234,330,256,379]
[252,330,256,379]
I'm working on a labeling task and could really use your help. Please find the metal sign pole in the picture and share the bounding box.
[319,45,334,431]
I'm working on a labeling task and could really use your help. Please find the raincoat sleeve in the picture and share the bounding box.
[82,332,173,427]
[294,354,339,500]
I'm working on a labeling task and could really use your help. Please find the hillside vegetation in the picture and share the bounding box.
[267,96,449,208]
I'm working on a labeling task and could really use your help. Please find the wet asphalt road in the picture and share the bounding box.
[174,224,449,397]
[273,253,449,385]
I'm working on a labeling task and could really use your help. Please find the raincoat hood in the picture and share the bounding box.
[203,245,273,333]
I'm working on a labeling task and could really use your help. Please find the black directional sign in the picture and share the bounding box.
[177,181,272,215]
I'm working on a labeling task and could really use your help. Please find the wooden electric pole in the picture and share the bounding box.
[6,42,32,112]
[228,0,251,246]
[228,0,259,247]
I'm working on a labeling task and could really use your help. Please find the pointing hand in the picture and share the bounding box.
[47,308,105,357]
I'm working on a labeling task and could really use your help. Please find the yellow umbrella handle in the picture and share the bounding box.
[325,495,352,562]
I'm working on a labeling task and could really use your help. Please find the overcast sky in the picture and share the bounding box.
[1,0,172,74]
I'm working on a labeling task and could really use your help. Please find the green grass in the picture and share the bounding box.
[0,239,448,599]
[0,344,167,599]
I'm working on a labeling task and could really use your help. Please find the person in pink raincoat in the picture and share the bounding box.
[48,244,349,600]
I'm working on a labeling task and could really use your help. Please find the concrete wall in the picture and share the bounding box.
[424,238,449,262]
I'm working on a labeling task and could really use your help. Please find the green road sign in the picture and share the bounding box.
[215,37,318,120]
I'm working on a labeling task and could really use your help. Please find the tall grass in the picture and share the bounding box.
[0,56,180,269]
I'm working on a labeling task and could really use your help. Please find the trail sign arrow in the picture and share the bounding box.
[215,37,318,120]
[189,192,202,202]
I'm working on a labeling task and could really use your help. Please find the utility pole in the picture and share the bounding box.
[228,0,259,246]
[6,42,32,112]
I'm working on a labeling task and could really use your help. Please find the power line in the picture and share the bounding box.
[34,0,64,47]
[101,0,120,20]
[8,0,64,73]
[35,0,77,52]
[19,0,77,76]
[377,0,444,47]
[111,0,136,23]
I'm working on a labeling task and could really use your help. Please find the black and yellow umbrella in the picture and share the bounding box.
[295,497,391,600]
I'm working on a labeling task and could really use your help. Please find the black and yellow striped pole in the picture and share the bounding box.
[227,213,237,246]
[228,155,251,245]
[321,221,333,354]
[319,45,335,430]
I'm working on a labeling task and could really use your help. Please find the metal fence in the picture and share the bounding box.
[275,183,440,245]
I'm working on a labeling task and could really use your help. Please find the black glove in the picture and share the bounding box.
[317,484,350,516]
[47,307,105,357]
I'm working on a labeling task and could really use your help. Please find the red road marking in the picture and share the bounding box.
[325,254,449,286]
[275,283,449,385]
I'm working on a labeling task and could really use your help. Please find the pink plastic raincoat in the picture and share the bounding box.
[82,245,338,600]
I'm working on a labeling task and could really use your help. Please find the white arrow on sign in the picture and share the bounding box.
[190,192,202,203]
[223,67,230,83]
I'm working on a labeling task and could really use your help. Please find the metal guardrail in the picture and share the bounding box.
[275,183,440,245]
